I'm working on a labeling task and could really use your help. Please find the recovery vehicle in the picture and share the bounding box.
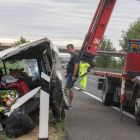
[78,0,140,125]
[95,40,140,125]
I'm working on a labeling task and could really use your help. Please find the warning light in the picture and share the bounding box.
[132,79,135,82]
[133,44,137,49]
[132,44,137,52]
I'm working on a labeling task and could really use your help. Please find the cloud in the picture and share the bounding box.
[0,0,140,51]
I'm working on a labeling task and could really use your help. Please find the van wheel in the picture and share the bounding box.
[102,80,114,106]
[135,89,140,125]
[51,104,65,122]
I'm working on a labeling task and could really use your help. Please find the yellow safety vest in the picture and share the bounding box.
[79,63,89,73]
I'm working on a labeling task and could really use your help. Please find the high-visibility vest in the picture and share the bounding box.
[79,63,89,73]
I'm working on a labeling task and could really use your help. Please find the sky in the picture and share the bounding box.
[0,0,140,51]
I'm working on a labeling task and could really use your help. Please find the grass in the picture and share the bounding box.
[49,109,66,140]
[0,109,66,140]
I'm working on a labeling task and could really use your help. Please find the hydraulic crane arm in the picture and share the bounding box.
[79,0,117,65]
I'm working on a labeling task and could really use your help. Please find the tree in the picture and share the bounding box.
[14,36,30,45]
[116,59,125,69]
[119,18,140,52]
[109,58,117,69]
[95,36,116,68]
[119,18,140,68]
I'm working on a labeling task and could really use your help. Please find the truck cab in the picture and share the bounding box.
[96,39,140,125]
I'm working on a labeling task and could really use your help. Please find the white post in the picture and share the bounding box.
[38,72,50,140]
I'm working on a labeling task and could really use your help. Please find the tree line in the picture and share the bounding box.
[94,18,140,70]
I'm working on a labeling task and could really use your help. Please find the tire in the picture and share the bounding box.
[51,103,65,122]
[102,80,114,106]
[135,89,140,125]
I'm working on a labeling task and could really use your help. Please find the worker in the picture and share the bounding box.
[79,61,89,91]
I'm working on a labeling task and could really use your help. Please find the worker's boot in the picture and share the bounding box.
[78,88,82,91]
[81,89,86,91]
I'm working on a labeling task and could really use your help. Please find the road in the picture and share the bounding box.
[65,75,140,140]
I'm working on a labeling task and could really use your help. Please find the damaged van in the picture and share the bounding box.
[0,37,69,138]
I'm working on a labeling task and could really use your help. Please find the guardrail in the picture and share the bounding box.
[92,68,124,74]
[0,45,14,50]
[59,47,126,57]
[59,46,127,53]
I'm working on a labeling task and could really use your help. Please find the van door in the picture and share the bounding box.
[53,51,69,109]
[42,51,69,109]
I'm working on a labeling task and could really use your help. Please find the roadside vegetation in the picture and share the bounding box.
[94,35,124,70]
[13,36,30,45]
[93,18,140,70]
[0,109,66,140]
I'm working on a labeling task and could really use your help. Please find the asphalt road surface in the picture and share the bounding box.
[65,75,140,140]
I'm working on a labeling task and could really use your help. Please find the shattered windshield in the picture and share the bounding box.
[4,59,39,76]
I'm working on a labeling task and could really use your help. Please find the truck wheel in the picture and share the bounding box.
[135,89,140,125]
[102,80,114,106]
[51,104,65,122]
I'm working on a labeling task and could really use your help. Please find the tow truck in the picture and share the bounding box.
[79,0,140,126]
[94,39,140,125]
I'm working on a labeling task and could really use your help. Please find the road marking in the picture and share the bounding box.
[87,78,95,82]
[111,106,135,120]
[75,87,102,102]
[75,86,135,120]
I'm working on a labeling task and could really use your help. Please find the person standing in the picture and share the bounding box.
[65,44,79,109]
[79,61,89,91]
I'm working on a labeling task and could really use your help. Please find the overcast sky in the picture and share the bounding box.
[0,0,140,50]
